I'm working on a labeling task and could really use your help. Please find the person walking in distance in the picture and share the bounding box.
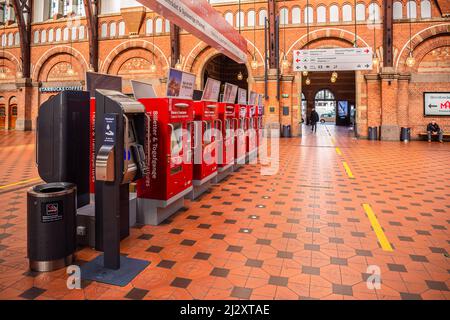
[310,108,319,133]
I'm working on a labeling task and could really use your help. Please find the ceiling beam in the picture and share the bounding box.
[83,0,99,72]
[383,0,394,67]
[170,23,180,68]
[11,0,32,78]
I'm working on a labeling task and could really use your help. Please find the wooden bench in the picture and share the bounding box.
[418,132,450,141]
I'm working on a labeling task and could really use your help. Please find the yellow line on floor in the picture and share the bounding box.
[363,204,394,252]
[342,161,354,179]
[0,177,41,190]
[331,138,336,145]
[335,147,342,156]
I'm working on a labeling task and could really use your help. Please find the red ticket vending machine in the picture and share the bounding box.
[136,98,194,225]
[215,103,235,182]
[246,105,258,161]
[257,105,264,147]
[187,101,219,200]
[234,104,247,167]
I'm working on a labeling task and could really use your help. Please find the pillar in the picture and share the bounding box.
[397,73,411,128]
[380,68,400,141]
[15,78,33,131]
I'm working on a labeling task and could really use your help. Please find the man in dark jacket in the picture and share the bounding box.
[310,108,320,133]
[427,121,443,143]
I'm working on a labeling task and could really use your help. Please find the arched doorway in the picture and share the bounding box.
[8,97,17,130]
[202,54,248,98]
[315,89,336,124]
[0,97,5,130]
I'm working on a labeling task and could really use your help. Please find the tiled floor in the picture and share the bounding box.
[0,126,449,300]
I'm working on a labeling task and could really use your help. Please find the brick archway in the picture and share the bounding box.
[286,28,370,55]
[0,51,21,72]
[32,46,88,80]
[100,40,169,74]
[395,23,450,71]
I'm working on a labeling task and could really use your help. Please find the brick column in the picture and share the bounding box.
[380,68,400,141]
[364,74,381,130]
[15,78,33,131]
[397,73,411,128]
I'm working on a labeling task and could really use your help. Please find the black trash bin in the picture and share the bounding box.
[368,126,378,141]
[400,127,411,142]
[27,182,77,272]
[282,125,292,138]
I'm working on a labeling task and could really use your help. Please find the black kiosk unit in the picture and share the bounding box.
[36,91,90,208]
[93,89,148,270]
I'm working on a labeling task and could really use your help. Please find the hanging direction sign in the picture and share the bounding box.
[137,0,248,63]
[293,47,373,72]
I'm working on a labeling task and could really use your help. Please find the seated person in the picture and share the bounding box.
[427,121,444,143]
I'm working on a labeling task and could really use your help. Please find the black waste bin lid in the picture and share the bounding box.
[28,182,77,198]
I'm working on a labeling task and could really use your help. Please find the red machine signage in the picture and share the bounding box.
[137,0,247,63]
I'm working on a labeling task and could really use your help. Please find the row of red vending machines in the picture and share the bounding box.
[89,97,264,226]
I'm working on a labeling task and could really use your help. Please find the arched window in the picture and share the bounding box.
[393,1,403,19]
[420,0,431,19]
[71,27,77,40]
[330,5,339,22]
[368,2,380,21]
[56,28,62,41]
[118,21,126,36]
[280,7,288,25]
[165,19,170,33]
[343,4,352,22]
[101,23,108,38]
[110,22,117,37]
[41,30,47,43]
[304,6,313,24]
[155,18,163,33]
[1,34,6,47]
[406,1,417,19]
[7,33,13,46]
[225,12,233,26]
[292,7,301,24]
[236,11,244,28]
[33,31,40,44]
[14,33,20,46]
[146,19,153,34]
[315,89,335,100]
[79,26,85,40]
[317,6,326,23]
[356,3,366,21]
[63,27,69,41]
[48,29,54,42]
[247,10,255,27]
[259,9,267,26]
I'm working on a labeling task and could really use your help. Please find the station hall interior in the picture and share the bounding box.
[0,0,449,302]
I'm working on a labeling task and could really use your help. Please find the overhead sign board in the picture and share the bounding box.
[137,0,247,63]
[293,47,373,72]
[424,92,450,116]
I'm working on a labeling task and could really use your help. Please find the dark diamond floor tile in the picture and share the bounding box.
[19,287,46,300]
[171,277,192,289]
[210,267,230,278]
[425,280,449,291]
[125,288,149,300]
[332,284,353,296]
[146,246,163,253]
[269,276,289,287]
[180,239,196,246]
[387,263,407,272]
[302,266,320,276]
[304,244,320,251]
[230,287,252,299]
[277,251,293,259]
[355,249,373,257]
[409,255,429,263]
[245,259,263,268]
[137,234,153,240]
[331,257,348,266]
[400,292,422,300]
[256,239,271,245]
[227,245,243,253]
[157,260,176,269]
[194,252,211,260]
[211,234,225,240]
[169,228,183,234]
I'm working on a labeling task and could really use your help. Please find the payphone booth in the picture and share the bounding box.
[246,105,258,162]
[234,104,247,168]
[187,101,219,200]
[136,98,194,225]
[215,103,236,182]
[92,89,149,272]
